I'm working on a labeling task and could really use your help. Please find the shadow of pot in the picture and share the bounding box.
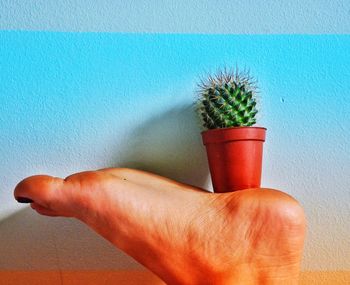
[116,104,210,189]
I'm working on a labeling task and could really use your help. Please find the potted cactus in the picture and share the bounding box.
[195,68,266,193]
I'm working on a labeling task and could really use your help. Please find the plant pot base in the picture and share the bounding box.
[202,127,266,193]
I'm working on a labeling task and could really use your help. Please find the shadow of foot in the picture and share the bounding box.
[0,208,142,270]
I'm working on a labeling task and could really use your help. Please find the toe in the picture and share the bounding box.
[14,175,64,210]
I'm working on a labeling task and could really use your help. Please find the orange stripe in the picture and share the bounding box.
[0,270,165,285]
[300,271,350,285]
[0,270,348,284]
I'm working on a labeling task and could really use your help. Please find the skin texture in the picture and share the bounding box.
[14,168,306,285]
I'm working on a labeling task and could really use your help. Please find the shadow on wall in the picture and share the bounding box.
[117,104,211,190]
[0,207,142,270]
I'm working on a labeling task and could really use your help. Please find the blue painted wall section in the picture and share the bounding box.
[0,32,349,270]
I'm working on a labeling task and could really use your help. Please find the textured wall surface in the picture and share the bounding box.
[1,0,350,33]
[0,1,349,282]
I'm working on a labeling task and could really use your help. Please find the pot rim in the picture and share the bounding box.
[201,126,266,145]
[201,126,266,135]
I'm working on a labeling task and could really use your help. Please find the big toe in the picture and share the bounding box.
[14,175,64,213]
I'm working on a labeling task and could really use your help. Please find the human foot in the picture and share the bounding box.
[14,168,306,285]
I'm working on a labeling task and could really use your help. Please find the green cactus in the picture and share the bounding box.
[196,68,259,130]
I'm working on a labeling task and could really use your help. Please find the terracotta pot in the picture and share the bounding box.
[201,127,266,193]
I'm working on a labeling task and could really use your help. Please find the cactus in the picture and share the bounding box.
[196,68,259,130]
